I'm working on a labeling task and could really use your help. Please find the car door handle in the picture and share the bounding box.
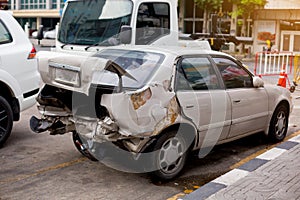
[186,105,194,109]
[233,100,241,103]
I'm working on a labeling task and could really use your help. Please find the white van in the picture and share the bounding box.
[0,11,40,146]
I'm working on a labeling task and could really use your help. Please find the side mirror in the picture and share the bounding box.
[120,25,132,44]
[253,76,264,88]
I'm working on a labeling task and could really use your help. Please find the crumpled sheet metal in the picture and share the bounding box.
[101,82,180,137]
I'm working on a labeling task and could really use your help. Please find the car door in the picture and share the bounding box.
[175,56,232,149]
[211,56,269,139]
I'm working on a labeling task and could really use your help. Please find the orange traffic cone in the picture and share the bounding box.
[277,64,287,88]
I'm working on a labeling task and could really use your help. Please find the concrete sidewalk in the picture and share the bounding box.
[182,133,300,200]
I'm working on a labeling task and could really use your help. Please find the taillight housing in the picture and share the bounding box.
[28,46,37,59]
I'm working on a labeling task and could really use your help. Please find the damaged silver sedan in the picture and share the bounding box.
[31,46,292,180]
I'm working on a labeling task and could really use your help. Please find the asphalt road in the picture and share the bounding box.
[1,47,300,199]
[1,98,299,200]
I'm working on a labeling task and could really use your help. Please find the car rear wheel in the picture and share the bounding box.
[150,130,188,180]
[268,104,289,142]
[72,131,98,161]
[0,96,13,147]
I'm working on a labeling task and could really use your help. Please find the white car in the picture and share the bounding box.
[0,11,40,146]
[43,29,56,39]
[31,28,56,39]
[31,46,292,180]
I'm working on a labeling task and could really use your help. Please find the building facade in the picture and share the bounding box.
[180,0,300,54]
[7,0,64,33]
[253,0,300,53]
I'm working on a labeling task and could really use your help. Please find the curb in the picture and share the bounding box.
[181,134,300,200]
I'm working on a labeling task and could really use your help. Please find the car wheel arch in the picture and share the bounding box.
[146,122,197,152]
[271,100,290,120]
[0,81,15,99]
[278,100,290,114]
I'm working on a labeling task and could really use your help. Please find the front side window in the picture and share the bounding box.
[136,2,170,45]
[58,0,133,45]
[212,57,252,89]
[176,57,221,91]
[0,20,12,45]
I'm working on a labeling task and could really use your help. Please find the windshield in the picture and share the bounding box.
[58,0,133,45]
[92,49,165,89]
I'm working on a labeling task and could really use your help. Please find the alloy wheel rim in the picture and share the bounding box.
[0,106,8,138]
[275,111,286,138]
[158,137,184,174]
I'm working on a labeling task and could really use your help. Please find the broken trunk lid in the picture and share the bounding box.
[103,60,137,92]
[39,51,137,95]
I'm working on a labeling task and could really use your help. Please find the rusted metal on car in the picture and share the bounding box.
[152,97,180,136]
[130,88,152,110]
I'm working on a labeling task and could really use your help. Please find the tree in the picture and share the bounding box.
[195,0,223,33]
[230,0,267,36]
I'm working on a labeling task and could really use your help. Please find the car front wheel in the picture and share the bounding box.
[268,104,289,142]
[0,96,13,147]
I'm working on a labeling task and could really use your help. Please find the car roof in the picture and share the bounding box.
[102,45,233,58]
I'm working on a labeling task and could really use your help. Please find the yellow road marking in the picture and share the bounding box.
[285,130,300,140]
[183,189,193,194]
[167,193,185,200]
[0,157,87,184]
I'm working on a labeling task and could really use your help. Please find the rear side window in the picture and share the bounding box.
[176,57,221,90]
[0,20,12,45]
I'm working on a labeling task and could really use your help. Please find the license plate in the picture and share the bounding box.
[53,67,80,87]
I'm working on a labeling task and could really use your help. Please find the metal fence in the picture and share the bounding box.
[254,51,297,92]
[254,51,293,77]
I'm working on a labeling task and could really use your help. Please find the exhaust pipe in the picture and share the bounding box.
[30,116,66,135]
[30,116,52,133]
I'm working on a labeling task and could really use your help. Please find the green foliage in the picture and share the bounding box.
[194,0,224,10]
[230,0,267,17]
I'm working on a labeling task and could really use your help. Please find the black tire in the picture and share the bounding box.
[0,96,13,147]
[72,131,98,161]
[268,104,289,142]
[149,130,189,181]
[290,86,295,93]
